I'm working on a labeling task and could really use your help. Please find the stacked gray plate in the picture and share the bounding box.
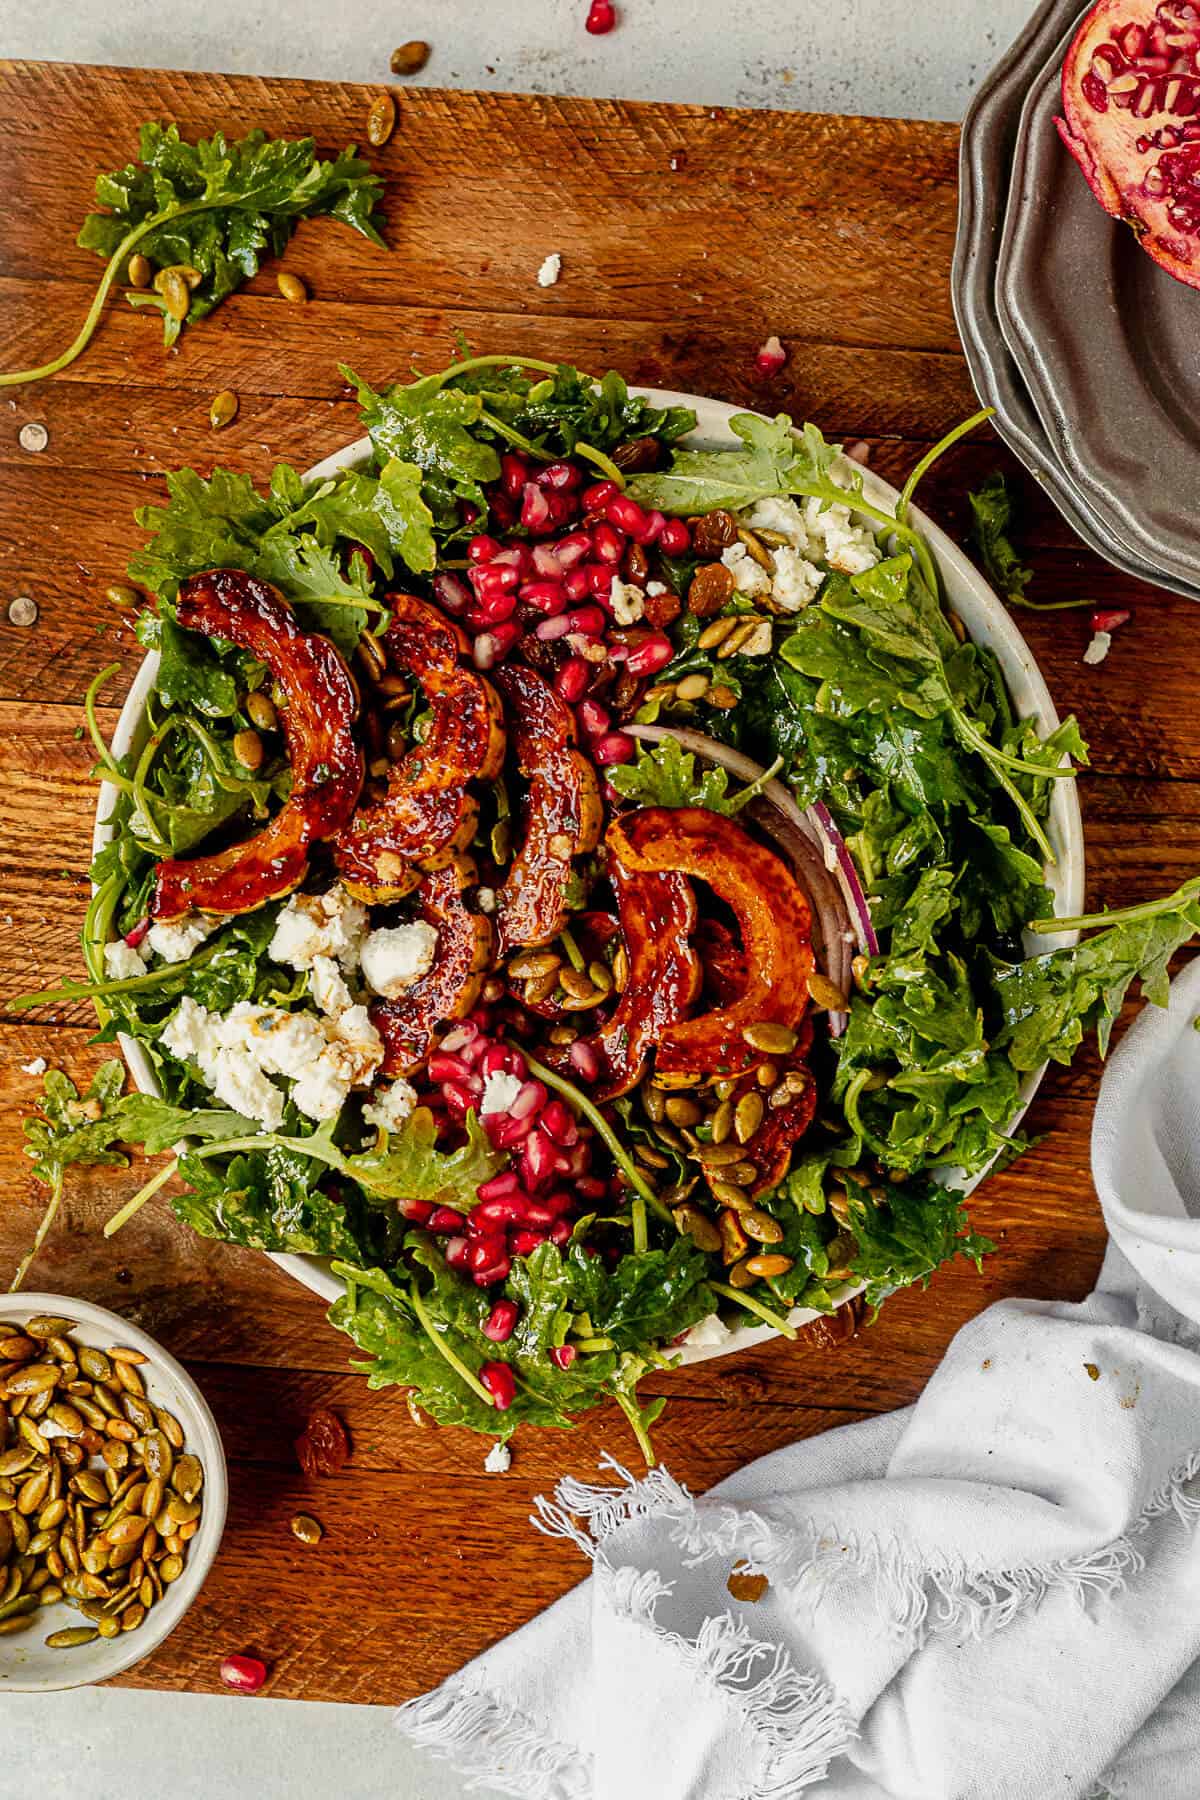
[953,0,1200,600]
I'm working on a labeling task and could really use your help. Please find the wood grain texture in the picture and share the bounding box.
[0,58,1190,1705]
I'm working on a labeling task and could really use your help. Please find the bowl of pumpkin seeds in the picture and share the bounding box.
[0,1292,227,1690]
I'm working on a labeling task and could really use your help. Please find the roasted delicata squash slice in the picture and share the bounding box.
[335,597,505,901]
[574,852,700,1101]
[152,570,363,920]
[606,806,814,1081]
[492,665,603,953]
[371,857,494,1076]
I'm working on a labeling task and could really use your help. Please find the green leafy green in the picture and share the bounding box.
[606,734,779,816]
[13,1063,135,1291]
[967,474,1091,612]
[2,122,385,387]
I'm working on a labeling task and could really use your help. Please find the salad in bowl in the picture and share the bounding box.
[21,355,1092,1459]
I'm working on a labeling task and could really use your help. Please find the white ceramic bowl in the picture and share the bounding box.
[95,389,1085,1365]
[0,1293,227,1692]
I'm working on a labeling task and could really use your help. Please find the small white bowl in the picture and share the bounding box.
[0,1292,227,1692]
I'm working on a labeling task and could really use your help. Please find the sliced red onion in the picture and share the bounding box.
[627,723,868,1033]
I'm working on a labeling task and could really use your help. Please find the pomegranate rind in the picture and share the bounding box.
[492,665,603,952]
[607,806,814,1081]
[335,596,506,899]
[152,570,363,920]
[371,856,494,1076]
[1058,0,1200,290]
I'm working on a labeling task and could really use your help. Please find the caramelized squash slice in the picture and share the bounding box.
[606,807,813,1081]
[371,857,493,1076]
[152,570,363,921]
[493,665,603,953]
[335,597,505,901]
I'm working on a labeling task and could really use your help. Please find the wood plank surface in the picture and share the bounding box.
[0,57,1189,1706]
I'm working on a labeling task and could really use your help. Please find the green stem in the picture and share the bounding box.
[8,1170,63,1292]
[725,754,785,816]
[897,407,995,522]
[707,1281,798,1340]
[408,1281,498,1409]
[1006,595,1096,612]
[797,480,940,597]
[103,1158,178,1238]
[841,1066,892,1162]
[611,1387,658,1467]
[84,663,124,779]
[576,442,626,487]
[130,714,181,855]
[478,408,553,461]
[0,195,224,389]
[11,935,226,1011]
[513,1045,673,1224]
[572,1335,615,1352]
[558,927,586,973]
[430,354,567,390]
[949,706,1077,782]
[631,1196,648,1255]
[1030,876,1200,937]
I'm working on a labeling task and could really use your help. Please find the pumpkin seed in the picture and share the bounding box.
[664,1095,701,1128]
[25,1318,75,1339]
[587,960,613,995]
[716,618,760,660]
[709,1100,734,1144]
[277,271,307,304]
[710,1179,750,1211]
[47,1403,84,1438]
[741,1021,798,1056]
[755,1061,779,1089]
[17,1472,48,1516]
[244,691,277,734]
[744,1253,794,1278]
[674,672,711,702]
[734,1092,764,1144]
[17,1417,48,1456]
[141,1477,164,1522]
[104,1421,137,1444]
[642,1085,666,1123]
[165,1494,200,1526]
[108,1348,148,1367]
[112,1359,146,1397]
[127,252,152,288]
[725,1161,759,1187]
[366,92,397,147]
[122,1393,156,1435]
[741,1207,785,1245]
[673,1205,722,1254]
[696,616,737,651]
[97,1613,121,1639]
[120,1602,146,1632]
[25,1387,54,1420]
[0,1448,34,1478]
[0,1592,38,1623]
[807,970,849,1012]
[561,989,607,1013]
[726,1256,761,1290]
[391,39,431,73]
[523,967,560,1006]
[508,950,561,980]
[45,1625,99,1648]
[717,1210,750,1265]
[157,268,190,323]
[4,1363,59,1396]
[291,1512,323,1546]
[38,1583,63,1606]
[92,1384,122,1419]
[36,1498,66,1533]
[697,1142,743,1168]
[0,1336,34,1361]
[101,1439,129,1474]
[76,1348,110,1383]
[72,1471,108,1506]
[209,388,239,431]
[558,966,596,1001]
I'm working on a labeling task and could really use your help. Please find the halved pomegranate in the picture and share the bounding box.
[1058,1,1200,288]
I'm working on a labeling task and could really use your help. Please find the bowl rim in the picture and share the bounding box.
[92,386,1084,1367]
[0,1290,228,1692]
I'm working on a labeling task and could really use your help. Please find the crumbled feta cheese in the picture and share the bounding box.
[144,913,216,964]
[1083,630,1112,666]
[738,620,774,657]
[20,1057,47,1076]
[802,496,879,575]
[309,954,354,1019]
[476,887,497,915]
[363,1077,419,1133]
[327,1006,385,1084]
[537,252,562,287]
[683,1314,733,1350]
[720,544,772,598]
[269,886,368,973]
[646,580,668,597]
[770,546,825,613]
[360,922,439,998]
[481,1070,523,1115]
[221,1003,327,1079]
[484,1441,512,1474]
[209,1051,287,1130]
[104,941,148,982]
[744,496,809,546]
[608,575,645,625]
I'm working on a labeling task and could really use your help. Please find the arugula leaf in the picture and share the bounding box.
[968,474,1032,605]
[155,617,241,718]
[174,1147,403,1265]
[509,365,695,454]
[341,365,503,521]
[13,1063,133,1290]
[842,1172,993,1310]
[3,123,384,387]
[606,736,738,814]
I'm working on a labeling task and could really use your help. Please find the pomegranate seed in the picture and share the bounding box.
[549,1219,574,1247]
[535,613,576,642]
[461,502,480,526]
[439,1022,480,1054]
[501,453,530,498]
[483,1300,519,1343]
[469,1235,507,1272]
[521,483,554,533]
[589,563,616,597]
[511,1078,549,1120]
[124,917,149,948]
[220,1654,268,1694]
[473,1195,530,1227]
[575,1173,607,1200]
[532,543,565,578]
[658,518,691,554]
[577,697,611,739]
[468,533,502,563]
[561,567,592,602]
[1091,608,1131,632]
[428,1051,471,1083]
[473,1257,512,1288]
[489,491,516,530]
[554,656,590,702]
[442,1081,475,1115]
[582,479,617,510]
[473,562,521,598]
[633,510,666,546]
[550,1343,577,1368]
[482,1044,525,1077]
[537,461,583,490]
[477,1169,521,1201]
[592,522,625,564]
[591,730,636,766]
[473,623,522,670]
[606,641,628,662]
[401,1199,435,1224]
[480,1362,517,1410]
[755,334,788,376]
[519,579,567,615]
[428,1205,466,1234]
[445,1235,470,1269]
[539,1099,578,1145]
[554,530,593,570]
[432,572,472,614]
[490,1111,538,1148]
[625,634,674,679]
[523,1126,561,1184]
[568,1040,601,1080]
[566,605,606,636]
[606,494,648,536]
[510,1226,549,1256]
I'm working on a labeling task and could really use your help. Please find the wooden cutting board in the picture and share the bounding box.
[0,58,1194,1705]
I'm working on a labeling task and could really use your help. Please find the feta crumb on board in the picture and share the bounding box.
[484,1441,512,1474]
[608,575,645,625]
[20,1057,47,1076]
[360,922,439,999]
[145,912,216,964]
[537,252,562,287]
[1083,630,1112,666]
[481,1070,523,1115]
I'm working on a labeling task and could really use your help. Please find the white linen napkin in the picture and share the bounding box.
[398,958,1200,1800]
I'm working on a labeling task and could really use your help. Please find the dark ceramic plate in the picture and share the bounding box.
[995,26,1200,591]
[954,0,1200,597]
